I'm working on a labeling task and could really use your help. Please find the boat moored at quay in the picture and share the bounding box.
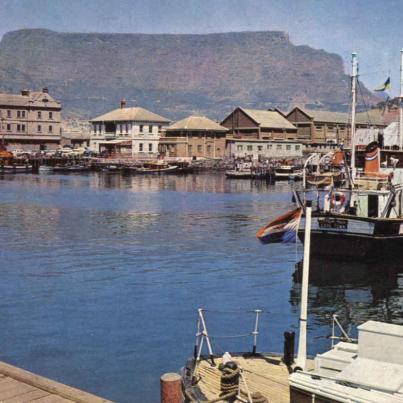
[170,202,403,403]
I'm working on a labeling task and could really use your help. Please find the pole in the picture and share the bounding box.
[400,49,403,150]
[252,309,262,354]
[296,200,312,370]
[350,52,358,181]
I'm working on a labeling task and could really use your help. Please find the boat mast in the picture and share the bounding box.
[350,52,358,180]
[400,49,403,150]
[296,201,312,370]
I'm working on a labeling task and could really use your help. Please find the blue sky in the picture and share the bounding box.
[1,0,402,94]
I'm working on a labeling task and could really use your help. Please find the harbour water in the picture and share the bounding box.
[0,172,402,402]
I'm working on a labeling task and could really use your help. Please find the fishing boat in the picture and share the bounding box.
[137,161,178,174]
[293,52,403,261]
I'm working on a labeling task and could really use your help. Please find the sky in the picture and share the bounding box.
[0,0,402,95]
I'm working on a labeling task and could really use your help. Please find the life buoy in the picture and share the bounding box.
[330,192,346,209]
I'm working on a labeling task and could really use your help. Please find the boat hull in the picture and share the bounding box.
[298,214,403,261]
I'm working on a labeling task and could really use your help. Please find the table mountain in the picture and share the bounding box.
[0,29,379,120]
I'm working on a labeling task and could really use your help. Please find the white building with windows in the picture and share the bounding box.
[90,101,171,156]
[226,139,303,160]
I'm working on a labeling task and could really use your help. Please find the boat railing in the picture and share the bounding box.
[193,308,263,365]
[330,314,357,348]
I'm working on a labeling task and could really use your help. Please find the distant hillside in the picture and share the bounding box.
[0,29,379,120]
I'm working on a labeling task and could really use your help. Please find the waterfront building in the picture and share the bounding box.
[221,107,298,140]
[285,107,387,151]
[159,116,228,159]
[90,101,171,156]
[226,138,303,160]
[221,107,300,159]
[0,88,62,151]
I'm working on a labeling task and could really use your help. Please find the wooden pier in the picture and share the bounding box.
[0,361,112,402]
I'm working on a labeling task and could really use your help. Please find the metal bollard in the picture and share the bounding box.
[160,372,182,403]
[283,331,295,367]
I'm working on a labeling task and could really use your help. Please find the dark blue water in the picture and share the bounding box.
[0,172,401,402]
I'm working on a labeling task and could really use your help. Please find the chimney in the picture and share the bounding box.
[21,89,30,96]
[42,87,48,94]
[120,99,127,109]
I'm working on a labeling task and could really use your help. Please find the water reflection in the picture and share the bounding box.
[291,258,403,335]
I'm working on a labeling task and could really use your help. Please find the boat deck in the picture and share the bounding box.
[185,354,313,403]
[0,361,112,403]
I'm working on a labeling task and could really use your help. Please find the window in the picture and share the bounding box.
[197,145,202,153]
[140,125,143,132]
[37,125,42,132]
[188,145,192,153]
[126,124,129,133]
[148,143,153,152]
[237,145,243,151]
[21,111,26,118]
[139,143,143,152]
[119,124,122,134]
[295,145,301,151]
[49,125,53,133]
[17,124,21,132]
[286,145,291,150]
[49,112,53,119]
[207,145,212,153]
[7,110,11,118]
[17,111,21,118]
[21,124,25,132]
[94,125,97,134]
[267,144,272,149]
[247,145,253,151]
[38,111,42,119]
[257,145,263,151]
[6,124,11,131]
[149,126,153,133]
[277,144,282,150]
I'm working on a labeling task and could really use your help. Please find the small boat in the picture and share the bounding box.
[225,169,253,179]
[39,166,54,173]
[274,165,302,180]
[52,164,89,173]
[101,165,121,173]
[1,164,32,173]
[137,161,178,174]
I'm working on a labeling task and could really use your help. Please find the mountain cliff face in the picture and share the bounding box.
[0,29,379,120]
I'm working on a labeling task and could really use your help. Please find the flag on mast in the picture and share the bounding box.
[374,77,391,92]
[256,207,302,244]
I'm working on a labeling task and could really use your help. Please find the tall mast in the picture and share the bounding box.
[351,52,358,180]
[400,50,403,150]
[296,201,312,370]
